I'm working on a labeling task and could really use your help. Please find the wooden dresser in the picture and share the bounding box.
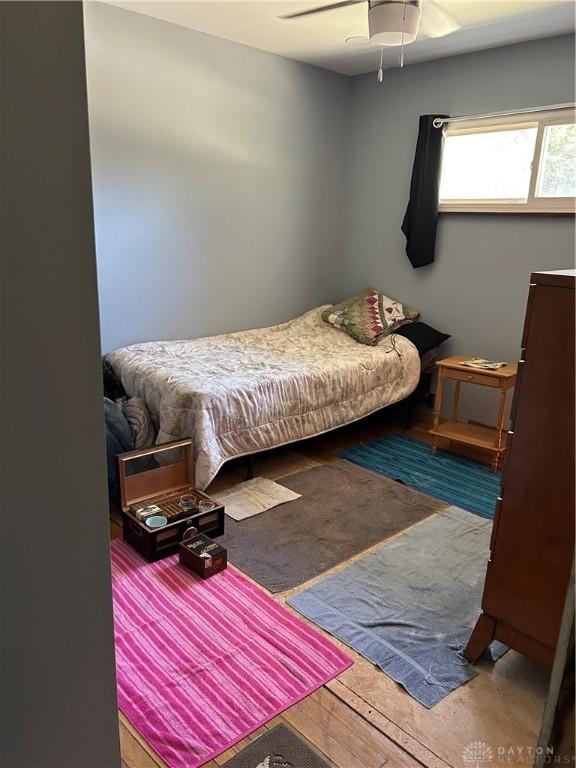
[465,270,575,668]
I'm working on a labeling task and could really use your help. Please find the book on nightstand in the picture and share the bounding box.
[461,358,507,370]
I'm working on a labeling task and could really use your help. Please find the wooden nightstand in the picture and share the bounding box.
[429,355,518,471]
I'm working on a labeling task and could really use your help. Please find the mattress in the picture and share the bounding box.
[107,306,421,489]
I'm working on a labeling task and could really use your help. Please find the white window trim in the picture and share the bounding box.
[438,108,576,215]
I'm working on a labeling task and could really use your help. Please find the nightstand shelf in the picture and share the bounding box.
[430,355,517,471]
[429,420,505,453]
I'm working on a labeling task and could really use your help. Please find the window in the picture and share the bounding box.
[438,108,576,213]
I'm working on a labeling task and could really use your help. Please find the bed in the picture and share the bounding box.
[107,306,421,489]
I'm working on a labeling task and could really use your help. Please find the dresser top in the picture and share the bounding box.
[533,269,575,276]
[532,270,575,288]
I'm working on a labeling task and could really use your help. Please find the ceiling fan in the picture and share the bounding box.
[280,0,461,74]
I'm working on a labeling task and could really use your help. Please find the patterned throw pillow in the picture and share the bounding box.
[121,397,156,449]
[322,288,419,346]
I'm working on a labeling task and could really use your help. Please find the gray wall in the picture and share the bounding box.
[85,8,574,421]
[0,3,121,766]
[342,35,575,422]
[84,3,350,353]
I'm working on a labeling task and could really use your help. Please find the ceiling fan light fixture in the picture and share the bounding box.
[368,1,421,46]
[346,35,372,46]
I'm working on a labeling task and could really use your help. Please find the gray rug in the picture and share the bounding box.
[219,459,442,593]
[288,506,507,708]
[223,724,329,768]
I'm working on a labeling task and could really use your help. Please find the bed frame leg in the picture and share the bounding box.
[404,371,433,430]
[404,397,416,430]
[245,455,255,481]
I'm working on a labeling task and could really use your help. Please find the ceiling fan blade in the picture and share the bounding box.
[280,0,363,20]
[419,0,461,38]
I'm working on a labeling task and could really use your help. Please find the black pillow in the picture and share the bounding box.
[394,321,450,356]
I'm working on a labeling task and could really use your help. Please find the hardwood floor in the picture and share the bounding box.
[119,687,422,768]
[112,403,550,768]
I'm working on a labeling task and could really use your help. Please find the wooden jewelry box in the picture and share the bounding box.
[118,438,225,562]
[179,533,227,579]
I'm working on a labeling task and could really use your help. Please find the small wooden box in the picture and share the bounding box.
[179,534,227,579]
[118,439,225,562]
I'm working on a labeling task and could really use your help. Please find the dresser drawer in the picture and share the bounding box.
[445,368,500,388]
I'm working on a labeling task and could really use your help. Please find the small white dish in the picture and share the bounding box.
[145,515,168,529]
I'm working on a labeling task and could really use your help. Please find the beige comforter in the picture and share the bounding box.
[107,307,420,489]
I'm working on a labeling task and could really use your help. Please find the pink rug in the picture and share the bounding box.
[111,540,352,768]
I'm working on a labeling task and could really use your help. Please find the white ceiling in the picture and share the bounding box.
[108,0,576,75]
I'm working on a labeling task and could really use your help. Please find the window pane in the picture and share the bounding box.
[439,127,537,201]
[536,124,576,198]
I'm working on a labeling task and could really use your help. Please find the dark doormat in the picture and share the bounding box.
[223,724,329,768]
[219,459,443,592]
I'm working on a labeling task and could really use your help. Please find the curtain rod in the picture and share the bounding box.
[433,103,576,129]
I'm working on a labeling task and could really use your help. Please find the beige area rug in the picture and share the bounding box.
[206,449,320,496]
[216,477,302,521]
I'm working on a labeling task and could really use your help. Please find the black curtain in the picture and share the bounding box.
[401,114,448,269]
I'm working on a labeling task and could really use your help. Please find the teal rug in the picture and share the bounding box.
[338,434,501,519]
